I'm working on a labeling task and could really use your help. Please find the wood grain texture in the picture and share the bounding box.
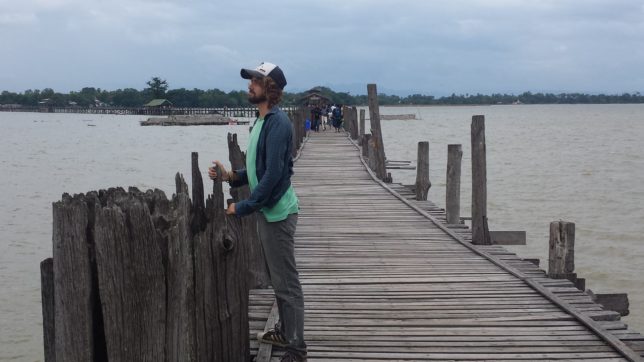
[44,151,251,362]
[40,258,55,362]
[52,194,95,362]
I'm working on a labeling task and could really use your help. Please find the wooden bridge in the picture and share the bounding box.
[249,131,644,361]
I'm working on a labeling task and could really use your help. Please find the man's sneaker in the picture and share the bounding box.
[280,351,307,362]
[257,327,288,348]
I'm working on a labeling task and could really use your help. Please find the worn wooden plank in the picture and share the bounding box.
[491,231,527,245]
[588,291,630,316]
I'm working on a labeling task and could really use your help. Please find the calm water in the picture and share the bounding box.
[1,105,643,360]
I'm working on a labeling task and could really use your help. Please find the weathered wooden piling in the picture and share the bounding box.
[40,259,55,362]
[546,220,589,290]
[289,108,306,157]
[52,193,96,361]
[359,109,366,141]
[361,134,371,158]
[471,115,491,245]
[349,107,359,140]
[227,133,270,288]
[415,141,430,200]
[367,84,387,181]
[446,144,462,225]
[548,220,575,279]
[342,106,352,135]
[42,153,250,362]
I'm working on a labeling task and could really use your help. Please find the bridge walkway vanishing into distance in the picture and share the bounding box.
[249,131,644,361]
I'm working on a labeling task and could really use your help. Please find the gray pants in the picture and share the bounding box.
[257,213,307,355]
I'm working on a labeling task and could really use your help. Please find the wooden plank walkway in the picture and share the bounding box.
[250,131,644,361]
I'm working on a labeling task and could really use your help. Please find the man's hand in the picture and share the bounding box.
[226,202,236,215]
[208,160,229,181]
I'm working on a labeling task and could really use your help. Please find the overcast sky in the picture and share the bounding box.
[1,0,643,95]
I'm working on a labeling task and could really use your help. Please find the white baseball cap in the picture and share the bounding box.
[240,62,287,89]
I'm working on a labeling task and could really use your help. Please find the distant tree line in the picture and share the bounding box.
[1,82,643,108]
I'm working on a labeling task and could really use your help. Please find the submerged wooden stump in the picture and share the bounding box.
[42,153,249,362]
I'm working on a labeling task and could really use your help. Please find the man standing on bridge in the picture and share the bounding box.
[208,62,307,362]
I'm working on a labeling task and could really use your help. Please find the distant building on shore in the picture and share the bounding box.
[143,99,173,108]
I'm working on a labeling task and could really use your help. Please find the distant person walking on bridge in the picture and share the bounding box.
[332,104,343,132]
[311,105,322,132]
[208,62,307,362]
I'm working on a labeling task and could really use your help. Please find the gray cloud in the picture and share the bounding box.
[1,0,642,95]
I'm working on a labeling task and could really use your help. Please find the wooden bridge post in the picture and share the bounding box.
[446,144,462,224]
[298,106,306,141]
[291,108,304,157]
[342,106,351,134]
[471,115,491,245]
[367,84,387,181]
[40,258,55,362]
[359,109,366,141]
[361,134,371,158]
[415,141,430,200]
[350,107,359,140]
[228,133,270,288]
[345,106,352,135]
[52,194,96,362]
[548,221,575,279]
[289,109,297,157]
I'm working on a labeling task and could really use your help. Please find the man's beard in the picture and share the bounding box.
[248,92,267,104]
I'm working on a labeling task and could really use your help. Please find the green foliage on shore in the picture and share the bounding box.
[1,86,643,107]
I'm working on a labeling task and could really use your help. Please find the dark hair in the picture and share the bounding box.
[260,77,283,108]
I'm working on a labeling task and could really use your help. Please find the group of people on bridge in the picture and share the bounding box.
[306,104,343,133]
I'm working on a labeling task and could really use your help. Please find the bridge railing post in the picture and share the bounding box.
[548,221,575,279]
[415,141,430,200]
[359,109,366,142]
[361,134,371,158]
[367,84,387,181]
[350,107,359,140]
[471,115,491,244]
[446,144,462,224]
[342,105,351,135]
